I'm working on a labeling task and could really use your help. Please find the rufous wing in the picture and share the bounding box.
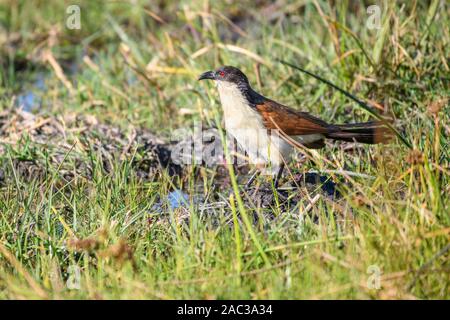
[254,100,331,135]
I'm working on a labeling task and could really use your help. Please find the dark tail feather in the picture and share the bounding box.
[326,121,393,144]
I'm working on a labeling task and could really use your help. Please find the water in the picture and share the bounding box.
[167,190,189,209]
[15,56,81,112]
[16,72,46,112]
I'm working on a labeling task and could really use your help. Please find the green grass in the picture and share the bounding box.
[0,0,449,299]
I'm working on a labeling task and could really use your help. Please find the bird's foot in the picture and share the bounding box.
[245,170,260,189]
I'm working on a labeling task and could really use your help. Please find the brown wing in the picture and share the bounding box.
[255,99,332,135]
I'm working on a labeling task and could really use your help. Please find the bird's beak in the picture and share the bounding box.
[198,71,215,81]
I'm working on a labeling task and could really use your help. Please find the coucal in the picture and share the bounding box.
[199,66,391,188]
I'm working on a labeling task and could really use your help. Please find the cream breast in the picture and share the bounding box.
[216,81,291,174]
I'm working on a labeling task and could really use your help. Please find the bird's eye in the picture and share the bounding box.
[219,71,225,77]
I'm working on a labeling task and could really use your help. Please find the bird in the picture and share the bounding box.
[199,66,392,189]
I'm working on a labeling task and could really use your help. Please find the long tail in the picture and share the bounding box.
[326,121,393,144]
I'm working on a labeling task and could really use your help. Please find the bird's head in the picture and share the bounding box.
[198,66,249,87]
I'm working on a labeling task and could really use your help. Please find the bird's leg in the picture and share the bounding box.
[245,170,260,189]
[273,163,285,190]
